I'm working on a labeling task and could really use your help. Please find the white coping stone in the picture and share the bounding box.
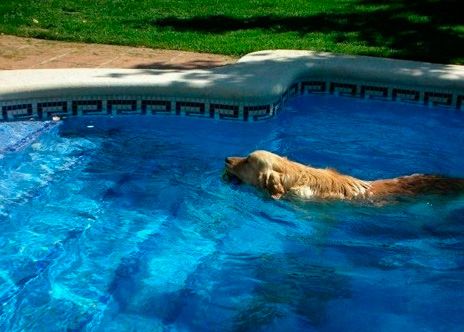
[1,50,464,104]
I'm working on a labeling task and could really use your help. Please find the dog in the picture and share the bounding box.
[224,150,464,202]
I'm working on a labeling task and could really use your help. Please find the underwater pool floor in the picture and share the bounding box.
[1,95,463,331]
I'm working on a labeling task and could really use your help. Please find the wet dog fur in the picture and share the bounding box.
[225,150,464,202]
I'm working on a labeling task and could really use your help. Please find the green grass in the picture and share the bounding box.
[1,0,463,64]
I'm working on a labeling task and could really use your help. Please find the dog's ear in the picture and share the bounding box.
[259,171,285,199]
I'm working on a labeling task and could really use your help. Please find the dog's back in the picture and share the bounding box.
[369,174,464,198]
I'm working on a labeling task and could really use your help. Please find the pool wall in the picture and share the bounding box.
[1,50,463,122]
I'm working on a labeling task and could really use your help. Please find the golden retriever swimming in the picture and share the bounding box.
[225,150,464,202]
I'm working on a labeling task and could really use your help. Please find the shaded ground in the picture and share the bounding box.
[0,35,236,70]
[149,0,463,64]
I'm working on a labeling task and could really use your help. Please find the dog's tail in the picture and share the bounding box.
[369,174,464,197]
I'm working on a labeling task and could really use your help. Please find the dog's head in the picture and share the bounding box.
[225,150,286,199]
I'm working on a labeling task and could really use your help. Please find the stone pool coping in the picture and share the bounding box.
[1,50,464,121]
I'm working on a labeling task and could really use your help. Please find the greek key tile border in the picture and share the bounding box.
[1,81,462,122]
[298,80,462,109]
[1,97,277,122]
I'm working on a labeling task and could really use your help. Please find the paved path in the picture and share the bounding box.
[0,34,236,70]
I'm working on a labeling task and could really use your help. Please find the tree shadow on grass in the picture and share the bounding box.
[141,0,463,64]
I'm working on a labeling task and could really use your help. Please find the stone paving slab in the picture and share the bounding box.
[0,34,237,70]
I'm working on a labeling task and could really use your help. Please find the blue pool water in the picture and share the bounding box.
[1,95,463,331]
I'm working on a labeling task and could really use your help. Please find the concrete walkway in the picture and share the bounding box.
[0,34,236,70]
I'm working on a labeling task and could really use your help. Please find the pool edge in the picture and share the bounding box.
[1,50,463,121]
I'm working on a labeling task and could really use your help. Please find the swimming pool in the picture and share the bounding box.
[1,93,463,331]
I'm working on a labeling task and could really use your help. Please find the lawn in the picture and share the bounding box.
[0,0,463,64]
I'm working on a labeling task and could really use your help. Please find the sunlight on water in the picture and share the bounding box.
[0,95,463,331]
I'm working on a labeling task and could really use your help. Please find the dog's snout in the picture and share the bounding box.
[225,157,239,165]
[226,156,245,168]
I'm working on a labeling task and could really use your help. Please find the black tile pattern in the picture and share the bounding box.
[141,100,171,115]
[392,88,420,102]
[72,100,103,116]
[301,81,326,94]
[176,101,210,117]
[361,85,389,99]
[424,92,453,107]
[244,105,272,121]
[330,82,357,96]
[1,83,462,123]
[210,104,240,120]
[273,101,282,115]
[37,101,68,120]
[2,103,34,121]
[107,100,137,115]
[289,83,299,97]
[281,90,289,104]
[457,95,464,110]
